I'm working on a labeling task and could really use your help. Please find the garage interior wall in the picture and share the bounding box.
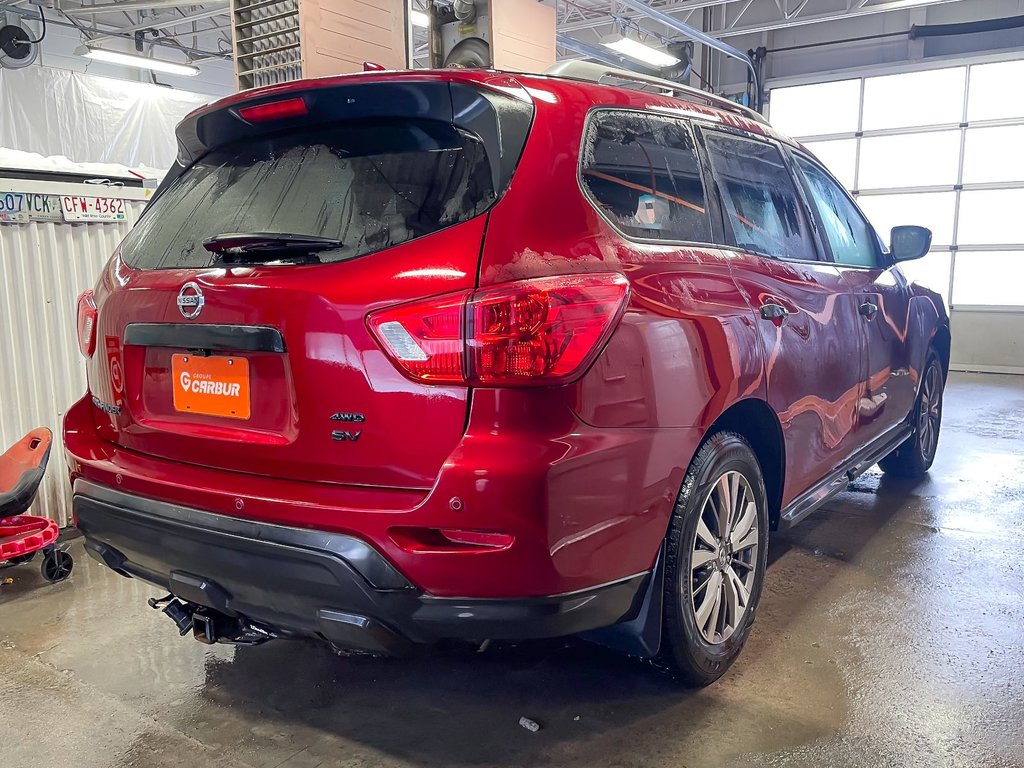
[0,190,147,525]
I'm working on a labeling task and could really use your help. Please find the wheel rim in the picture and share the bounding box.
[918,363,942,462]
[688,470,759,645]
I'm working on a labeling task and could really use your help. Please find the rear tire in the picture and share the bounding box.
[880,352,944,478]
[657,431,769,687]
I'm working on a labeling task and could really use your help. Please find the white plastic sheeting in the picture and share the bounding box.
[0,147,165,182]
[0,66,213,169]
[0,179,150,526]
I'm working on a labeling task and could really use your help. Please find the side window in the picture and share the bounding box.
[796,156,881,268]
[580,111,711,242]
[703,132,820,262]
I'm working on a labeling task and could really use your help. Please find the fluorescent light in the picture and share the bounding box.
[410,9,429,28]
[602,36,679,68]
[81,47,200,77]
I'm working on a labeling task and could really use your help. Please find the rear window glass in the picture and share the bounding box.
[580,110,711,243]
[121,119,495,270]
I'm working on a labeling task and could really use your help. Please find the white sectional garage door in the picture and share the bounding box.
[769,57,1024,374]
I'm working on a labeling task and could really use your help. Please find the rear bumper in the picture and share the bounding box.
[75,480,648,651]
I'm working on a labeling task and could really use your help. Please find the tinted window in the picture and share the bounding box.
[704,132,818,262]
[121,119,494,270]
[796,156,881,268]
[581,111,710,242]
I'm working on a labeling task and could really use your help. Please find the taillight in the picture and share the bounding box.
[76,290,97,358]
[367,274,629,386]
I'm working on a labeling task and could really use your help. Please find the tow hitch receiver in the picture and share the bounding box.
[149,594,274,646]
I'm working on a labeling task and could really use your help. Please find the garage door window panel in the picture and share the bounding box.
[768,79,861,138]
[962,125,1024,185]
[858,131,961,190]
[967,60,1024,122]
[861,68,966,131]
[704,133,819,263]
[580,111,711,243]
[952,252,1024,307]
[958,189,1024,246]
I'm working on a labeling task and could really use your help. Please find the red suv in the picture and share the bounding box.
[65,62,949,685]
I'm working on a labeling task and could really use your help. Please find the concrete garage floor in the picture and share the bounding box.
[2,372,1023,768]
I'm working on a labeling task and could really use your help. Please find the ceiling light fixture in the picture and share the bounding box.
[410,10,429,28]
[77,46,200,77]
[601,35,679,69]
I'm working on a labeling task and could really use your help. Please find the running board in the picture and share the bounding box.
[778,423,913,530]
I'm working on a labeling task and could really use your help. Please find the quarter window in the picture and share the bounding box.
[703,132,819,262]
[796,156,881,268]
[580,111,711,242]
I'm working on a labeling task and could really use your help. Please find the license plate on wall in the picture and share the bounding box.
[60,195,128,222]
[171,355,251,420]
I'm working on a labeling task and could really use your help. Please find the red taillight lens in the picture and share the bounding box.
[367,291,469,383]
[367,274,629,386]
[467,274,629,384]
[236,97,308,123]
[76,290,97,358]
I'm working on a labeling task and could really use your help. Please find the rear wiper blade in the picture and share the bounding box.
[203,232,342,264]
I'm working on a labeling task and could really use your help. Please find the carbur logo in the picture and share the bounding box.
[178,371,242,398]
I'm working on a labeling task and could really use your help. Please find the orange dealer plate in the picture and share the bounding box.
[171,354,251,420]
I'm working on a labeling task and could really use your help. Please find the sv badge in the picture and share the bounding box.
[331,430,362,442]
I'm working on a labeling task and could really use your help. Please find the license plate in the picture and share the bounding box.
[172,354,250,420]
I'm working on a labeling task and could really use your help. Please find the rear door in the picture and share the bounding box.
[85,79,532,490]
[791,152,916,445]
[699,129,867,504]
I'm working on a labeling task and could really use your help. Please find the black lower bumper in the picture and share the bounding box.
[73,480,648,654]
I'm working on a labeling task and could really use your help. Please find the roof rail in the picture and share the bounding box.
[544,60,769,127]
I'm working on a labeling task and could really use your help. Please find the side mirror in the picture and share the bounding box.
[890,225,931,262]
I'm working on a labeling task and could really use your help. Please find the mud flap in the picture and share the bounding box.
[581,543,664,658]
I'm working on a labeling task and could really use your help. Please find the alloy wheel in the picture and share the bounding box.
[918,363,942,462]
[688,470,760,644]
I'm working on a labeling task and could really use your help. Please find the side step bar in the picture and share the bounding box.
[778,423,913,530]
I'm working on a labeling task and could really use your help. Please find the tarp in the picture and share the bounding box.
[0,147,165,181]
[0,66,213,169]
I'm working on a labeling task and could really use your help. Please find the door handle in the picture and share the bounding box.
[859,301,879,318]
[760,303,790,321]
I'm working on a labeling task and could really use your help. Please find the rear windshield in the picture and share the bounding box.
[121,119,495,269]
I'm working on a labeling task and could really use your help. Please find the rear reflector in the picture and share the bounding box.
[76,289,97,358]
[237,97,308,123]
[367,273,629,386]
[389,527,515,552]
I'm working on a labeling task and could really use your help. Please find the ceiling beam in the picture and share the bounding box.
[63,0,227,16]
[712,0,967,36]
[84,7,227,43]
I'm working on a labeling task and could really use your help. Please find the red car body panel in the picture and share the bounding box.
[64,68,949,615]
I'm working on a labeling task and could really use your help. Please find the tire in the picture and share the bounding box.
[879,352,944,478]
[657,431,770,687]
